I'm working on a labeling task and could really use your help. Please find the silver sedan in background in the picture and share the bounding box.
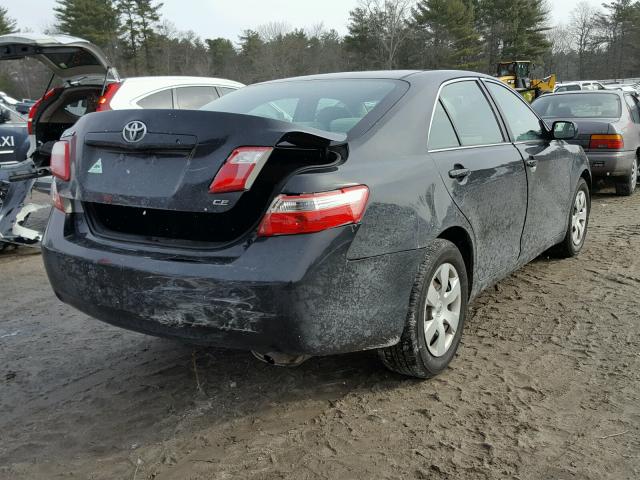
[532,90,640,195]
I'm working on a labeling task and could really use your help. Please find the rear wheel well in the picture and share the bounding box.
[580,169,592,192]
[438,227,473,296]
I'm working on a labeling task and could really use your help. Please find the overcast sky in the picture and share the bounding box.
[3,0,604,43]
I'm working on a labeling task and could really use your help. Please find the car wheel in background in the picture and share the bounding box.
[553,178,590,258]
[379,239,468,379]
[615,157,637,196]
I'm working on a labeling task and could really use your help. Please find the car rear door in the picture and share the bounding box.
[428,79,528,284]
[483,79,572,259]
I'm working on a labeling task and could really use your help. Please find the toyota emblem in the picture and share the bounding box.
[122,121,147,143]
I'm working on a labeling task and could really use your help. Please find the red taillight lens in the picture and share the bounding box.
[51,180,65,212]
[589,134,624,150]
[28,88,60,135]
[96,82,122,112]
[209,147,273,194]
[27,99,41,135]
[50,140,70,181]
[257,185,370,237]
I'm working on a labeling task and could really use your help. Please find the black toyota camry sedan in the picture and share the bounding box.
[42,71,591,378]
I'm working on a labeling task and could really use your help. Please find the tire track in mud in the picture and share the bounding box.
[1,192,640,479]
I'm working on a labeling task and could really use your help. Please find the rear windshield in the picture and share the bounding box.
[555,84,581,92]
[201,79,408,136]
[532,93,622,118]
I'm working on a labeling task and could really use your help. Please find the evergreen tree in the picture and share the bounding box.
[0,7,17,34]
[412,0,482,69]
[205,37,237,76]
[116,0,162,74]
[54,0,120,49]
[477,0,551,72]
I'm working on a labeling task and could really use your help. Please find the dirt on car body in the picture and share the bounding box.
[1,191,639,480]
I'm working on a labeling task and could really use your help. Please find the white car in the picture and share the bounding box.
[603,83,639,94]
[554,81,606,92]
[97,76,244,111]
[0,91,18,106]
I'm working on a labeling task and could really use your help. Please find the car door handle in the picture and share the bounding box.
[526,158,538,168]
[448,168,470,180]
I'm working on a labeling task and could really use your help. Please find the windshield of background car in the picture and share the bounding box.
[201,79,408,136]
[532,93,622,119]
[555,84,581,92]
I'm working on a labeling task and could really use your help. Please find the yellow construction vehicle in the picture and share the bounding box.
[496,60,556,103]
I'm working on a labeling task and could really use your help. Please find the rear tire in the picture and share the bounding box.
[378,239,468,379]
[554,178,590,258]
[615,157,637,196]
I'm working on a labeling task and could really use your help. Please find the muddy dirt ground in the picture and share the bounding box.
[1,190,639,480]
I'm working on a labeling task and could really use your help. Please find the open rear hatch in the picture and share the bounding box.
[65,110,348,247]
[0,33,118,83]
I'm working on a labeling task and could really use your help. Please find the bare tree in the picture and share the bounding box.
[569,1,598,79]
[360,0,414,68]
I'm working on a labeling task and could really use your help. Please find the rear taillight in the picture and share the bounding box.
[28,88,60,135]
[50,140,70,181]
[27,99,41,135]
[51,180,65,212]
[589,134,624,150]
[96,82,122,112]
[209,147,273,194]
[257,185,370,237]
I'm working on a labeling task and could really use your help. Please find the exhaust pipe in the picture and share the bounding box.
[251,351,311,367]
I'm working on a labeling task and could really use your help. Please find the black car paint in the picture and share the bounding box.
[42,71,591,356]
[0,119,29,165]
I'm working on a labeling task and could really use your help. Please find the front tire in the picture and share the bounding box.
[379,239,468,379]
[554,177,590,258]
[615,157,637,196]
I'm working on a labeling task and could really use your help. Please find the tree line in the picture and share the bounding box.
[0,0,640,100]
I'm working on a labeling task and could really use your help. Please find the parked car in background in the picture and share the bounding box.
[42,71,591,379]
[0,91,18,106]
[604,83,639,94]
[0,103,28,165]
[97,76,243,111]
[555,81,606,92]
[15,99,36,115]
[533,90,640,195]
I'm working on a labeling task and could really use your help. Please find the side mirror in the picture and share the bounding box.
[552,120,578,140]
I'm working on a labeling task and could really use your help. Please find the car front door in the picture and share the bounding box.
[483,80,573,260]
[429,79,528,285]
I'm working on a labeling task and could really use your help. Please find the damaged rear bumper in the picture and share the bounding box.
[42,210,421,355]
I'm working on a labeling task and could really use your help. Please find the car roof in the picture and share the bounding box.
[258,70,495,85]
[544,90,623,97]
[123,76,245,89]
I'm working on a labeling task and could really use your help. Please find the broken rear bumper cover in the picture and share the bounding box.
[42,209,422,356]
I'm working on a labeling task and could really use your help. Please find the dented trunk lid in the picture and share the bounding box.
[65,109,347,245]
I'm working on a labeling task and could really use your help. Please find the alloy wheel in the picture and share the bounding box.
[571,190,588,246]
[632,159,638,191]
[423,263,462,357]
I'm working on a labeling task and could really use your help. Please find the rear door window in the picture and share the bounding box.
[439,81,503,146]
[137,89,173,109]
[486,82,543,142]
[217,86,237,96]
[624,95,640,123]
[428,101,460,150]
[175,86,219,110]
